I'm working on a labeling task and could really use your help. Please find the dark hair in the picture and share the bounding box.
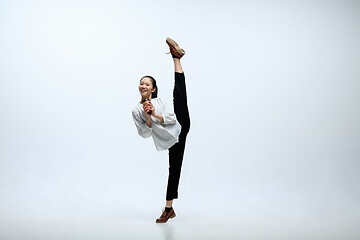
[140,75,158,98]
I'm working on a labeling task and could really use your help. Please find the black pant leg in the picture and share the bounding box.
[166,136,187,200]
[165,72,190,201]
[173,72,190,134]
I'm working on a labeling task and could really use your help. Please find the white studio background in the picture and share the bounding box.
[1,0,360,239]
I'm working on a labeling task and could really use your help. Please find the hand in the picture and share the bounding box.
[143,101,155,118]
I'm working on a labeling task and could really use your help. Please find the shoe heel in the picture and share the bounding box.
[170,213,176,219]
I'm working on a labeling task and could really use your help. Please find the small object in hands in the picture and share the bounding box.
[143,98,152,115]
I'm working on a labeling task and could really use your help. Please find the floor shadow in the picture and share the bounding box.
[157,223,175,240]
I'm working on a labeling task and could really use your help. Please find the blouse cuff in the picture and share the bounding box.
[162,113,176,125]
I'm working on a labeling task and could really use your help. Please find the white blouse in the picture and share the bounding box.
[132,98,182,151]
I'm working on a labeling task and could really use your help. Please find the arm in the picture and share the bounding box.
[144,99,176,125]
[152,112,164,123]
[144,101,164,123]
[145,115,153,127]
[132,109,152,138]
[157,99,177,125]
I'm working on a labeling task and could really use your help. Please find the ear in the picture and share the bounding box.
[152,88,156,93]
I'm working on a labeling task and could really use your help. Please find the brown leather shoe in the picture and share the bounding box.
[156,208,176,223]
[166,38,185,59]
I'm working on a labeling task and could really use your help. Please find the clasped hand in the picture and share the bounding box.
[143,101,155,118]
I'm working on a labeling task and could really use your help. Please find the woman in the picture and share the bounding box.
[132,38,190,223]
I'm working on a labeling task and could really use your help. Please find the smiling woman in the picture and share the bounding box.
[131,38,190,223]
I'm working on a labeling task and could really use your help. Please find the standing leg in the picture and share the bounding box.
[166,137,187,201]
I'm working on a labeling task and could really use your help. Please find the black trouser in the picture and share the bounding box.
[166,72,190,201]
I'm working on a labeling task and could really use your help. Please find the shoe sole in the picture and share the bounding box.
[166,38,185,57]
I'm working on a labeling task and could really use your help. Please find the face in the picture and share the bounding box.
[139,77,155,99]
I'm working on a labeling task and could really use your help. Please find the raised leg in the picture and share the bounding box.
[173,60,190,134]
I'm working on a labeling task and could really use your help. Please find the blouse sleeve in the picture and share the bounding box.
[158,99,177,125]
[132,109,152,138]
